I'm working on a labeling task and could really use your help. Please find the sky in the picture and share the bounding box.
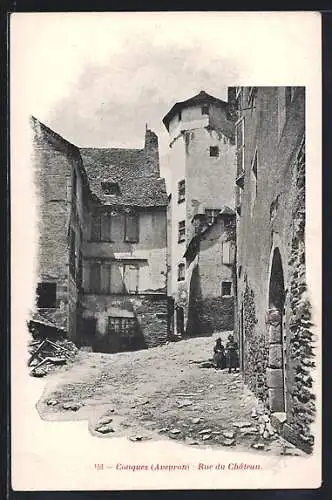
[11,12,321,188]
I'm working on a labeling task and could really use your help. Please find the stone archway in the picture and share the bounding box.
[266,247,286,412]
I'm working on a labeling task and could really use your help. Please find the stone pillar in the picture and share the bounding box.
[266,308,285,412]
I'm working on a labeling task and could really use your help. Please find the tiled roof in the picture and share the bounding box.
[163,90,227,131]
[80,148,168,207]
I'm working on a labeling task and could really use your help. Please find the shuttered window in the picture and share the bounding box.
[90,262,101,293]
[222,241,235,265]
[100,262,112,293]
[124,214,139,243]
[91,214,101,241]
[87,261,140,294]
[123,264,139,293]
[101,214,112,241]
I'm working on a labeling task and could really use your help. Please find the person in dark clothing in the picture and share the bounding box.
[213,338,226,369]
[225,334,239,373]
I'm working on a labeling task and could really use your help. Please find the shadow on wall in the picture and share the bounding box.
[185,264,211,338]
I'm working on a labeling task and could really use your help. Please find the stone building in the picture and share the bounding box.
[163,91,236,336]
[31,117,169,352]
[229,86,315,451]
[79,129,168,352]
[31,116,88,342]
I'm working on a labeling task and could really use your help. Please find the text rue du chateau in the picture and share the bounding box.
[95,463,262,472]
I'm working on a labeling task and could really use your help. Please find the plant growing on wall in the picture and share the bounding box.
[287,137,315,450]
[243,280,269,403]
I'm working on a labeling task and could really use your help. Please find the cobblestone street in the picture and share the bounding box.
[37,332,304,456]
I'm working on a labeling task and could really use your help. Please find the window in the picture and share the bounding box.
[222,241,235,265]
[124,213,139,243]
[178,111,182,121]
[178,180,185,203]
[123,263,139,293]
[178,220,186,243]
[210,146,219,157]
[36,282,57,308]
[87,261,140,295]
[90,213,113,242]
[205,209,219,225]
[201,105,209,115]
[178,263,185,281]
[108,316,136,334]
[101,181,121,196]
[223,216,234,229]
[90,262,101,293]
[221,281,232,297]
[91,214,101,241]
[235,118,245,176]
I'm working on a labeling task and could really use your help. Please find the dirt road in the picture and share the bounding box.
[37,332,304,456]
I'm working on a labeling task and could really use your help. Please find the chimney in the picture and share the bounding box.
[144,127,160,177]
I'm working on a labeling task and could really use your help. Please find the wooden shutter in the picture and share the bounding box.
[125,214,139,243]
[111,262,125,293]
[222,241,231,264]
[101,214,111,241]
[123,264,138,293]
[90,262,101,293]
[100,262,111,293]
[91,215,101,241]
[110,214,123,242]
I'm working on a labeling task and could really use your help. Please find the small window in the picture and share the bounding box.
[36,282,57,308]
[178,180,185,203]
[222,241,235,265]
[178,111,182,121]
[201,105,209,115]
[101,181,121,196]
[124,213,139,243]
[205,209,219,225]
[221,281,232,297]
[210,146,219,157]
[178,220,186,243]
[178,263,185,282]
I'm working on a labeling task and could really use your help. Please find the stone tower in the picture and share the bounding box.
[163,90,236,335]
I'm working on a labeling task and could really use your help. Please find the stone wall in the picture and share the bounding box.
[81,294,168,352]
[31,118,83,336]
[284,140,315,450]
[198,297,234,333]
[242,280,269,404]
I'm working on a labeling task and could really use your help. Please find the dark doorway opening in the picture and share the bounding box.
[268,247,286,412]
[176,306,184,335]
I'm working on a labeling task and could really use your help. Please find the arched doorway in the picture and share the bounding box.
[267,247,286,412]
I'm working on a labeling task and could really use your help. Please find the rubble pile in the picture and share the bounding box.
[27,315,78,377]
